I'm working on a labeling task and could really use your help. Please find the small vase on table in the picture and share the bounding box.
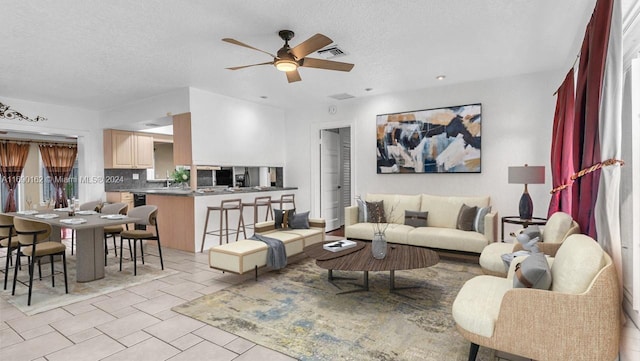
[372,232,387,259]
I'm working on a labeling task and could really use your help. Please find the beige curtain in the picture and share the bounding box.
[0,142,30,212]
[39,144,77,208]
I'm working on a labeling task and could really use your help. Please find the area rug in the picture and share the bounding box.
[1,253,177,316]
[174,258,494,361]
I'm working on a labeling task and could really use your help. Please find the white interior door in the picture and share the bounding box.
[321,129,340,231]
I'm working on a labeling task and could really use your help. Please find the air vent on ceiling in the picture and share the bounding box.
[317,45,347,59]
[329,93,356,100]
[145,123,160,127]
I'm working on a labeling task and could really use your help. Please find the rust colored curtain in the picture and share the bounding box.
[0,142,30,212]
[548,70,576,217]
[572,0,613,238]
[39,144,77,208]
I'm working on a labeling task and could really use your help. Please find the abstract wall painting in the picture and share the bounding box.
[376,103,482,174]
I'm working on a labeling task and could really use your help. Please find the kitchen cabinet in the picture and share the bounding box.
[106,191,134,213]
[104,129,154,169]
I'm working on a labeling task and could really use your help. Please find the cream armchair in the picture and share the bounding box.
[453,234,620,361]
[479,211,580,277]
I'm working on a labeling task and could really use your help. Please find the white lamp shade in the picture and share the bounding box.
[508,166,545,184]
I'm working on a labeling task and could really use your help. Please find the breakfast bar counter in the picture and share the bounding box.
[144,187,298,253]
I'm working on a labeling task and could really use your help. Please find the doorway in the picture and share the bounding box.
[320,127,351,231]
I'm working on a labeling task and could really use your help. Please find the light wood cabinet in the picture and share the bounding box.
[104,129,155,169]
[106,191,134,213]
[172,113,192,166]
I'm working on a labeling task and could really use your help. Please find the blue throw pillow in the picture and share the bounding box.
[289,211,310,229]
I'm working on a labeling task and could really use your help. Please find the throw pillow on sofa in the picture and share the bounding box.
[404,210,428,227]
[274,208,296,229]
[513,252,552,290]
[366,201,386,223]
[473,206,492,234]
[356,197,367,223]
[289,211,310,229]
[456,204,478,231]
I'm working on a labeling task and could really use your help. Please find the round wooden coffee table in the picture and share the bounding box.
[304,241,440,295]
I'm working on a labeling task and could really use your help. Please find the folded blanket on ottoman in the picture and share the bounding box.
[250,234,287,269]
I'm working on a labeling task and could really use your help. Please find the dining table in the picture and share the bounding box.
[7,209,140,282]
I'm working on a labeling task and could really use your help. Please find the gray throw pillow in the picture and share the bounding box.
[473,206,492,234]
[289,211,310,229]
[366,201,386,223]
[522,225,541,241]
[274,208,295,229]
[404,210,428,227]
[513,252,552,290]
[356,197,367,223]
[456,204,477,231]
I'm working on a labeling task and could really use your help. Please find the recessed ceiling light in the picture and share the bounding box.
[260,96,268,99]
[365,88,373,92]
[436,75,446,80]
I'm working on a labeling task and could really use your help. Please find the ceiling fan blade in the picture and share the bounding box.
[226,61,273,70]
[222,38,278,59]
[286,69,302,83]
[290,34,333,60]
[300,58,354,72]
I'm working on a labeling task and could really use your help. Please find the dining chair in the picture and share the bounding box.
[119,205,164,275]
[12,217,68,306]
[101,202,129,263]
[0,214,18,290]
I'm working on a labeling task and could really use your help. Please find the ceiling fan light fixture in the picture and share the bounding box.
[275,59,298,72]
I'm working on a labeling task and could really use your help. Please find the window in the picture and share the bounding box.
[42,159,79,202]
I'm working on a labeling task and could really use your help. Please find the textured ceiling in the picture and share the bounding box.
[0,0,599,111]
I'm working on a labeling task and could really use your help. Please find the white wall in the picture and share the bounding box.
[100,87,190,129]
[0,96,103,202]
[189,87,286,167]
[285,70,562,225]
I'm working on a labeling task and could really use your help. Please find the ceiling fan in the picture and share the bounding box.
[222,30,354,83]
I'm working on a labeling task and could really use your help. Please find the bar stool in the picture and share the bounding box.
[241,196,273,235]
[270,194,296,211]
[200,199,246,252]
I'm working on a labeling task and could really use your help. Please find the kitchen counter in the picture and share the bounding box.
[115,186,297,197]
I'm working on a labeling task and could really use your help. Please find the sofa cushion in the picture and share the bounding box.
[420,194,490,229]
[513,252,552,290]
[452,275,512,338]
[289,211,310,229]
[274,209,295,229]
[366,200,386,223]
[404,210,428,227]
[542,212,574,243]
[456,204,478,231]
[407,227,488,253]
[365,193,421,224]
[345,223,412,244]
[551,234,606,294]
[474,206,492,234]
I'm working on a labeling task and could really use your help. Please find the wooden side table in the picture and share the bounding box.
[501,216,547,241]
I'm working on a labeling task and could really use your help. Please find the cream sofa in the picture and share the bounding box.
[453,234,620,360]
[345,193,498,254]
[208,218,325,279]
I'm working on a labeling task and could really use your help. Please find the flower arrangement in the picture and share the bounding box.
[171,168,190,184]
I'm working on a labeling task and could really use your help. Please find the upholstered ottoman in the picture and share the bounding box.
[208,240,268,279]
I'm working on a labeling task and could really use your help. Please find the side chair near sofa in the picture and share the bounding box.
[12,217,68,306]
[453,234,620,361]
[479,211,580,277]
[1,214,18,290]
[119,205,164,276]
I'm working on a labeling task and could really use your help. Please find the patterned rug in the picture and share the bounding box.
[1,250,176,315]
[174,258,495,361]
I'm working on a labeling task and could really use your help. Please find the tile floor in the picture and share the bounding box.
[0,241,639,361]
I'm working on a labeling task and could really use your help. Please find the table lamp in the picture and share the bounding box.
[508,164,545,220]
